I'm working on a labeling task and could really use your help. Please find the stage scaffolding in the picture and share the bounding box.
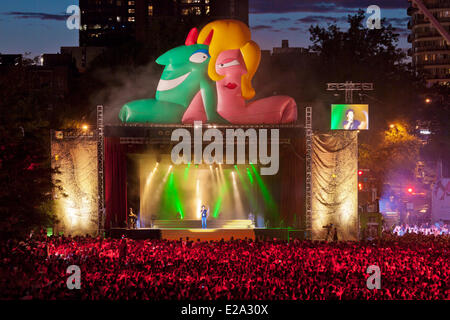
[305,107,312,240]
[96,112,306,233]
[97,105,105,235]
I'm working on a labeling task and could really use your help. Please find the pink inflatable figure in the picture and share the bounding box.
[214,49,297,124]
[186,20,298,125]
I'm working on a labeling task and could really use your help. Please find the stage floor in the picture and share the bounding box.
[152,219,255,229]
[108,227,306,241]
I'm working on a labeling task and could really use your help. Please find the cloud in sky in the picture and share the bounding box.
[295,15,347,24]
[3,11,68,21]
[252,25,274,30]
[270,17,291,23]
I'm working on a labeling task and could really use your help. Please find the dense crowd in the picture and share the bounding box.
[0,232,449,300]
[392,223,449,236]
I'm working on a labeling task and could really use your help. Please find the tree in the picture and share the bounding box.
[0,66,59,238]
[359,121,422,190]
[309,10,406,81]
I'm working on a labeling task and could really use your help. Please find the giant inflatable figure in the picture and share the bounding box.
[119,20,297,124]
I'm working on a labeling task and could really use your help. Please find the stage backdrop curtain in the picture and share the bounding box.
[311,131,358,241]
[51,136,98,236]
[105,137,127,229]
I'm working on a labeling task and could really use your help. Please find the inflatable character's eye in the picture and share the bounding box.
[189,51,209,64]
[217,59,240,68]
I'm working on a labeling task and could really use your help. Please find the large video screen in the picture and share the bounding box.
[331,104,369,130]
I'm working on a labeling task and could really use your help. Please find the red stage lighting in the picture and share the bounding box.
[407,187,413,194]
[358,170,363,176]
[358,183,363,191]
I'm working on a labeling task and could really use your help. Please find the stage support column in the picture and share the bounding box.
[97,105,105,235]
[305,107,313,240]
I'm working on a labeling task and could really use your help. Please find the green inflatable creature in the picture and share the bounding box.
[119,28,227,124]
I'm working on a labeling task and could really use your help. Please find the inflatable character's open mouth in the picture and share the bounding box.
[157,72,191,92]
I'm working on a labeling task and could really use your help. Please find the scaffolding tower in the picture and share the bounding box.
[305,107,312,239]
[97,105,105,235]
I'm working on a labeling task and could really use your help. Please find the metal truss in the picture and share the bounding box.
[97,105,105,235]
[305,107,313,239]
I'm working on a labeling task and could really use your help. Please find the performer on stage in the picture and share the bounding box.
[128,208,138,229]
[201,205,209,229]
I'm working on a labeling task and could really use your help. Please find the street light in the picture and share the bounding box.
[82,124,89,131]
[425,98,432,104]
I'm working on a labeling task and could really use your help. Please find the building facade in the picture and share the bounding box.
[407,0,450,86]
[61,47,106,73]
[79,0,249,47]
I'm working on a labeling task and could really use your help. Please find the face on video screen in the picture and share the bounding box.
[331,104,369,130]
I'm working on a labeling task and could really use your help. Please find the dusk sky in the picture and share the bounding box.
[0,0,409,57]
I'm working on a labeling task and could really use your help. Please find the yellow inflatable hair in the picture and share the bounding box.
[198,20,261,100]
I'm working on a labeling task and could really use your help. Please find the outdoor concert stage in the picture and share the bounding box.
[103,123,306,236]
[51,120,359,241]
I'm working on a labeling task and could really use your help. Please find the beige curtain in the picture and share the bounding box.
[52,138,98,236]
[311,131,358,241]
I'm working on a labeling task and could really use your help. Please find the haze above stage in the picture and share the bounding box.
[103,123,306,233]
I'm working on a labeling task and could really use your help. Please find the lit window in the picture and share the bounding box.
[128,16,135,22]
[181,8,189,15]
[128,1,135,5]
[148,5,153,16]
[117,16,121,22]
[206,5,210,15]
[117,0,122,6]
[128,8,135,13]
